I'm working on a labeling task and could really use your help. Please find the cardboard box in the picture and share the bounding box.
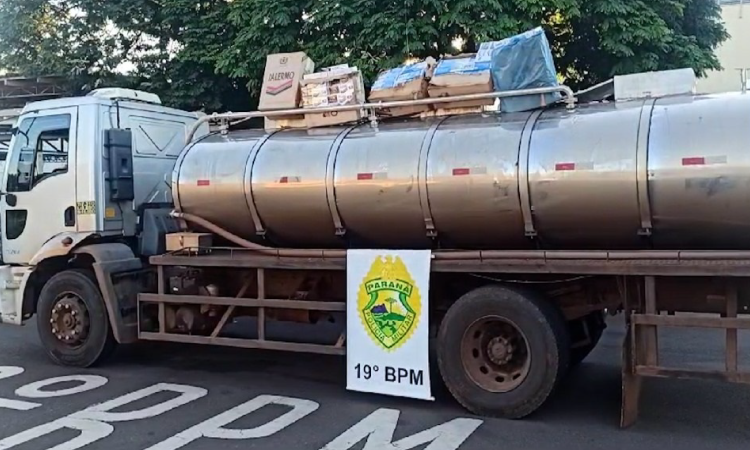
[301,65,366,127]
[369,58,436,118]
[264,117,307,132]
[377,105,430,118]
[305,109,365,128]
[420,106,485,119]
[259,52,315,118]
[428,49,498,109]
[166,232,212,253]
[301,65,365,107]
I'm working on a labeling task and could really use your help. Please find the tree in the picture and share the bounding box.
[0,0,729,112]
[556,0,729,87]
[0,0,251,112]
[0,0,122,86]
[125,0,252,112]
[214,0,729,95]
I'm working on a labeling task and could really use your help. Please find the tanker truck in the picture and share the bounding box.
[0,75,749,427]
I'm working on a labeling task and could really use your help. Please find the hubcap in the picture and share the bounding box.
[461,316,531,393]
[50,294,90,347]
[487,336,513,365]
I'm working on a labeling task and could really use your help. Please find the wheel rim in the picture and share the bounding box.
[461,315,531,393]
[49,292,90,348]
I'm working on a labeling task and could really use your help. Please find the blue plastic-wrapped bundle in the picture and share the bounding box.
[433,56,488,76]
[371,60,431,94]
[487,27,561,112]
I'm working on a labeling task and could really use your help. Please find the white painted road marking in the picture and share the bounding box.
[147,394,320,449]
[0,382,207,449]
[0,368,483,450]
[0,367,24,381]
[0,398,40,411]
[0,366,41,411]
[320,408,483,450]
[71,383,208,422]
[16,374,108,398]
[0,417,113,450]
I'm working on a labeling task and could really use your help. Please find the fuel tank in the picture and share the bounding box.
[173,92,750,250]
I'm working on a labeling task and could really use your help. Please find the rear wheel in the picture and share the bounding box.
[437,285,569,419]
[36,269,117,367]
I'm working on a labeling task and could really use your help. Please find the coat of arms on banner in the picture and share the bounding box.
[356,255,422,351]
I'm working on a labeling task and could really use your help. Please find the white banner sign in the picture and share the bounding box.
[346,250,433,401]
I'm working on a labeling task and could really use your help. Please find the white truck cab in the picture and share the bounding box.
[0,89,208,332]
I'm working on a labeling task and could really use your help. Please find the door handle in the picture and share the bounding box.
[64,206,75,227]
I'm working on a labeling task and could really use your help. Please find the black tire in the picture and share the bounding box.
[36,269,117,367]
[437,285,570,419]
[569,312,606,367]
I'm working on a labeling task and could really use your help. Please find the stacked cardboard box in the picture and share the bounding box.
[259,52,315,131]
[427,40,507,110]
[368,58,436,118]
[258,26,562,130]
[300,65,366,128]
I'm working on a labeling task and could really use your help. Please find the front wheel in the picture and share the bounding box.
[36,269,117,367]
[437,285,570,419]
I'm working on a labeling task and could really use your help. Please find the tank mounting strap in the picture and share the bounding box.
[519,109,544,238]
[418,117,449,238]
[326,126,357,237]
[244,131,278,237]
[636,98,656,236]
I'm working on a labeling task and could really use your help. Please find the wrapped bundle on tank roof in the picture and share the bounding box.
[488,27,562,113]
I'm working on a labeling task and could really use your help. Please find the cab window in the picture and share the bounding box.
[6,114,71,193]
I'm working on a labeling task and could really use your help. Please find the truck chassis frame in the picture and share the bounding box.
[137,248,750,427]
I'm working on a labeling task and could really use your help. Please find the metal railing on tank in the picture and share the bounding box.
[184,84,577,145]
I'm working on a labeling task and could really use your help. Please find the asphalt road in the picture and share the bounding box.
[0,315,749,450]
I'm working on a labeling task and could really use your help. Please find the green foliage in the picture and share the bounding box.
[558,0,728,87]
[0,0,729,112]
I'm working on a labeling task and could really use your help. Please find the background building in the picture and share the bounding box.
[697,0,750,93]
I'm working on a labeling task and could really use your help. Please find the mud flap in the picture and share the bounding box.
[92,258,146,344]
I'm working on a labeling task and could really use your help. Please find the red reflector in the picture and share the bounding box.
[555,163,576,171]
[452,168,471,176]
[682,157,706,166]
[279,176,289,184]
[197,179,210,187]
[357,173,374,181]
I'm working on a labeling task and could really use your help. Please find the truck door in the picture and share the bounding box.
[1,107,78,264]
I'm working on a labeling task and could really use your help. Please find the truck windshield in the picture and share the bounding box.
[5,114,70,193]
